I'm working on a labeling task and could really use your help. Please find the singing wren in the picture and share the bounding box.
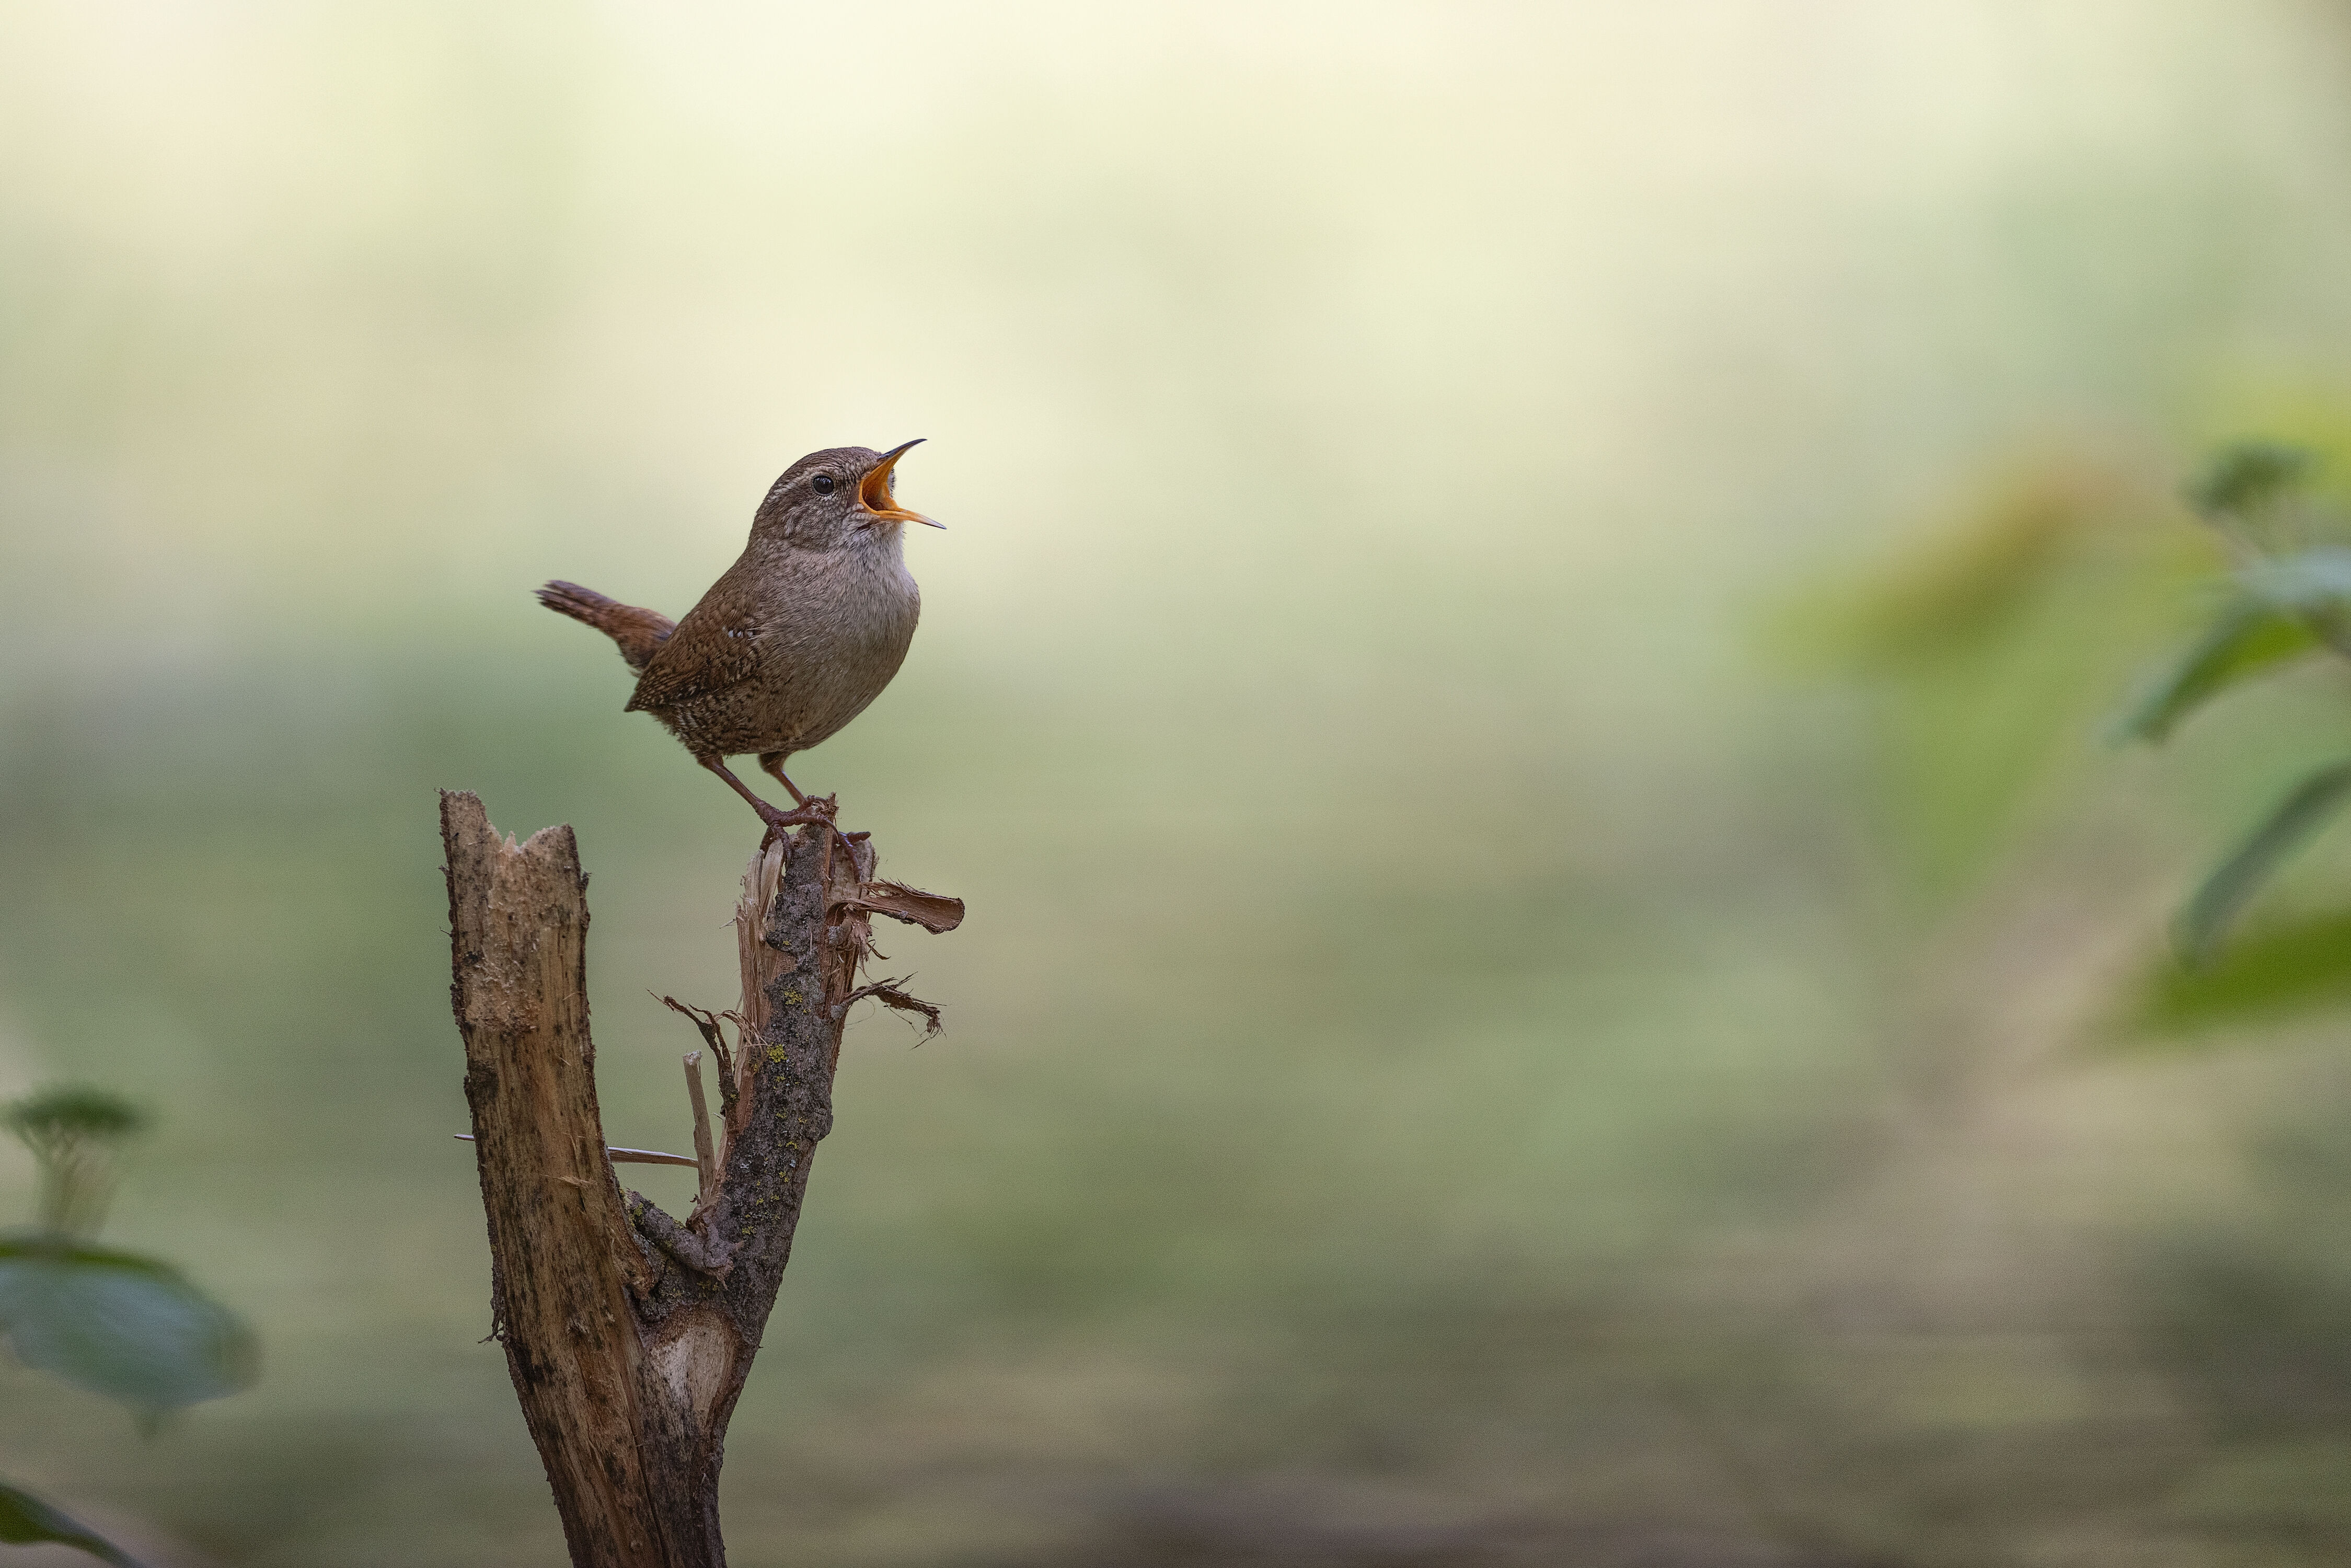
[537,440,940,834]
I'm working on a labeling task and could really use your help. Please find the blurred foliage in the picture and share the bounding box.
[3,1086,144,1142]
[0,1087,248,1564]
[0,1085,256,1421]
[1814,434,2351,1032]
[1803,471,2102,667]
[14,1,2351,1563]
[2130,443,2351,978]
[0,1234,257,1417]
[0,1086,255,1416]
[2176,757,2351,963]
[2129,905,2351,1036]
[1818,434,2351,1550]
[2184,440,2317,524]
[0,1478,143,1567]
[2110,599,2322,747]
[4,1082,143,1235]
[1791,460,2215,902]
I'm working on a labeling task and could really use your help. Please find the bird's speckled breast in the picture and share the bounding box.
[667,535,920,760]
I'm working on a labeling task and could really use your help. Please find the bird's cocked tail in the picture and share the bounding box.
[537,581,677,674]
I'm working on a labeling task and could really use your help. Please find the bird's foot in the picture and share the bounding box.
[755,796,867,873]
[753,800,815,846]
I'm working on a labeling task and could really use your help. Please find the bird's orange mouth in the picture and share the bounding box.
[859,440,942,528]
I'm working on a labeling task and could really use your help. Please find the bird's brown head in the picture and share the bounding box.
[753,441,941,549]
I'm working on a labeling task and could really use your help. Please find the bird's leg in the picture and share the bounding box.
[755,753,864,873]
[757,752,809,805]
[697,754,794,832]
[697,755,862,864]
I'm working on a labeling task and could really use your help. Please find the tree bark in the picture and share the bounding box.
[440,792,960,1565]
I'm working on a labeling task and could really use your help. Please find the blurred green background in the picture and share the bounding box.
[11,2,2351,1563]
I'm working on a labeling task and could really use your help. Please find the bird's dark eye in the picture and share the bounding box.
[811,473,835,494]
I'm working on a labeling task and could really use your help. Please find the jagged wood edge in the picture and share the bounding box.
[446,790,960,1566]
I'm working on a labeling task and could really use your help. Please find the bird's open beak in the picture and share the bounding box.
[859,440,943,528]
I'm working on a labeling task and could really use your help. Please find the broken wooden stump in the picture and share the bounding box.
[440,791,961,1566]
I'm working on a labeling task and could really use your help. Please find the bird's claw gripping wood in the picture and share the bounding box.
[751,792,869,876]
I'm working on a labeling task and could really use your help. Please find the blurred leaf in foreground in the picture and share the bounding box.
[2129,906,2351,1038]
[0,1086,256,1416]
[2110,598,2321,744]
[2236,546,2351,617]
[2180,760,2351,965]
[0,1235,258,1416]
[0,1478,144,1567]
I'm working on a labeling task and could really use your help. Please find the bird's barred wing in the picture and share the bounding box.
[624,622,762,713]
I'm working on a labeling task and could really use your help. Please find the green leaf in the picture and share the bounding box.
[2112,599,2321,744]
[2180,759,2351,964]
[2130,906,2351,1037]
[0,1234,257,1414]
[2187,442,2316,521]
[0,1478,144,1566]
[2237,546,2351,618]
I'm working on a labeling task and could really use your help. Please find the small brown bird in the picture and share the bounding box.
[538,440,940,836]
